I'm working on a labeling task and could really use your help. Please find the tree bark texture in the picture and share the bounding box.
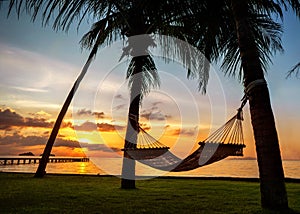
[121,56,144,189]
[230,0,288,209]
[35,59,92,178]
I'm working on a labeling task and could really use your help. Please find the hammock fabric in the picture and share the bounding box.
[122,124,170,160]
[123,108,246,172]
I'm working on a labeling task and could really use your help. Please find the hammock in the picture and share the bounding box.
[122,126,170,160]
[122,107,246,172]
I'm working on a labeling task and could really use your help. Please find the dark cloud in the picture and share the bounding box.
[74,121,97,132]
[140,110,171,121]
[182,127,198,137]
[0,123,121,155]
[0,133,22,145]
[20,136,49,146]
[165,126,197,137]
[55,138,81,148]
[80,143,121,152]
[0,108,55,130]
[140,101,171,121]
[113,104,127,111]
[0,108,78,132]
[0,133,120,155]
[97,123,125,132]
[76,108,105,118]
[73,121,125,132]
[76,108,92,116]
[0,133,81,148]
[61,121,73,129]
[0,108,24,130]
[114,94,126,100]
[24,117,53,128]
[93,111,105,118]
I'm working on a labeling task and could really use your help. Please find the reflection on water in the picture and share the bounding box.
[79,163,87,174]
[0,158,299,179]
[0,160,102,175]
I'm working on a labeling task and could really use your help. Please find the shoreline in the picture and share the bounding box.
[1,171,299,183]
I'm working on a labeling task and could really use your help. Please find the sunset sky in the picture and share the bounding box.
[0,4,299,161]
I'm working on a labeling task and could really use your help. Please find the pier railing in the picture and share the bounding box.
[0,157,89,165]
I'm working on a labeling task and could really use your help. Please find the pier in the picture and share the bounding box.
[0,157,89,165]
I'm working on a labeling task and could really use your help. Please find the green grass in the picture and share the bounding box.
[0,173,299,214]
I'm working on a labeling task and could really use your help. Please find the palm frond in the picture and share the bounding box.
[157,35,208,92]
[126,55,160,101]
[220,8,283,81]
[249,14,283,74]
[5,0,116,31]
[286,62,300,78]
[252,0,284,19]
[80,19,107,49]
[277,0,300,18]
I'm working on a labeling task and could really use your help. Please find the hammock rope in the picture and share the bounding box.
[122,99,247,171]
[122,114,170,160]
[202,108,244,145]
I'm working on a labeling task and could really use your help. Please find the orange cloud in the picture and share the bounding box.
[97,123,125,132]
[164,125,198,137]
[0,108,24,130]
[0,107,76,132]
[74,121,97,132]
[76,108,105,119]
[73,120,125,132]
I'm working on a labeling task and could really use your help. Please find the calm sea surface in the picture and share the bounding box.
[1,157,299,179]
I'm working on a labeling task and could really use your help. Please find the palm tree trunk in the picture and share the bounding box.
[34,18,108,178]
[121,56,143,189]
[34,58,92,178]
[230,0,288,209]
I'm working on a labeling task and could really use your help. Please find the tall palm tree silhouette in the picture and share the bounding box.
[3,0,300,207]
[185,0,300,209]
[2,1,206,189]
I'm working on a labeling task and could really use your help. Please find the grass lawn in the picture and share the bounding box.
[0,173,299,214]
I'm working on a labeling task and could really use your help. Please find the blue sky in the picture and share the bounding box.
[0,4,299,160]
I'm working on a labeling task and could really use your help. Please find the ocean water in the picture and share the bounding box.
[0,157,299,179]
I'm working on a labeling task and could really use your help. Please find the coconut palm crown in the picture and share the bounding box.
[3,0,300,204]
[184,0,300,209]
[1,0,207,188]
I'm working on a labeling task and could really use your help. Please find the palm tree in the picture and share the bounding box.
[34,51,94,178]
[79,1,204,189]
[120,47,160,188]
[3,0,117,178]
[186,0,300,209]
[229,1,287,209]
[227,1,300,209]
[2,1,205,188]
[4,1,298,202]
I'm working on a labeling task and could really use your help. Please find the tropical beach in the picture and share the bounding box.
[1,0,300,213]
[1,158,300,179]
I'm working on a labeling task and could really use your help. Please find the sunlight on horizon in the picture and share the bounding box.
[0,8,299,162]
